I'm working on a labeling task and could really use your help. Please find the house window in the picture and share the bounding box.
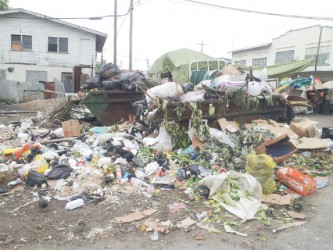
[234,60,246,66]
[252,57,267,67]
[305,46,330,66]
[11,34,32,51]
[275,50,295,64]
[48,37,68,53]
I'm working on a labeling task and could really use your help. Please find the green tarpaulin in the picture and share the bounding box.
[241,57,316,79]
[149,48,214,84]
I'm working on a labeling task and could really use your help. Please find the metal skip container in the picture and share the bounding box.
[80,90,144,126]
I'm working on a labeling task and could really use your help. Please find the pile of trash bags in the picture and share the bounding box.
[81,62,147,91]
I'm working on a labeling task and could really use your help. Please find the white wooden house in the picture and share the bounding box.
[0,8,107,102]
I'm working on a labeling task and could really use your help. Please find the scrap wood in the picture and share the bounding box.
[0,111,37,114]
[39,137,78,145]
[272,221,307,233]
[37,99,81,128]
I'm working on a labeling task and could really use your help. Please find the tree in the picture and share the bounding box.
[0,0,9,11]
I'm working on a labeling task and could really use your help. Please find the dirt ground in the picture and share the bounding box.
[0,100,332,250]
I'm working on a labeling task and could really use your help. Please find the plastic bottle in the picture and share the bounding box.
[130,177,148,188]
[65,198,85,210]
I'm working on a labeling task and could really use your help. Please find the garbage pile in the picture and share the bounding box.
[133,65,293,126]
[1,58,332,240]
[0,106,332,242]
[81,62,148,91]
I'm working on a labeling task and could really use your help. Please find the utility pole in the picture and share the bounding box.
[113,0,117,66]
[129,0,134,71]
[146,58,149,72]
[197,41,207,53]
[314,26,323,76]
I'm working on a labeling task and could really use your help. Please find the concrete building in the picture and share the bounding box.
[0,8,107,102]
[231,25,333,82]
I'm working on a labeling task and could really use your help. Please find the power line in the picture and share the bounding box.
[183,0,333,21]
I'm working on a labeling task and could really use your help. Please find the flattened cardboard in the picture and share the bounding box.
[192,134,205,151]
[218,118,239,132]
[62,119,80,137]
[262,194,291,205]
[295,137,328,150]
[255,122,298,139]
[287,210,306,219]
[290,118,318,138]
[254,134,297,164]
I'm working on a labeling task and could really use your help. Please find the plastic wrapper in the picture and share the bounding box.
[246,154,277,194]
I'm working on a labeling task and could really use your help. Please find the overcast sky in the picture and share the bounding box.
[8,0,333,70]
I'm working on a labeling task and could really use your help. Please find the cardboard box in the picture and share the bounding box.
[254,134,297,164]
[290,118,318,138]
[276,167,316,196]
[62,119,80,137]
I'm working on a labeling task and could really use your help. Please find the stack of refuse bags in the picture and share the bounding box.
[81,62,147,91]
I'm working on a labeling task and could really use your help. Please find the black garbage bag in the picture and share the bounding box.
[182,83,194,92]
[81,76,101,90]
[204,91,219,100]
[120,82,136,91]
[100,63,120,80]
[47,164,73,180]
[103,142,134,162]
[176,165,211,181]
[176,168,187,181]
[0,185,9,194]
[195,185,210,198]
[102,80,122,90]
[26,170,48,188]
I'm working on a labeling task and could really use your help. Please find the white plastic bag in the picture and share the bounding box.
[146,82,183,105]
[155,126,173,152]
[253,67,268,81]
[209,128,235,148]
[97,157,112,168]
[180,90,205,103]
[53,128,64,138]
[144,161,160,177]
[247,81,264,96]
